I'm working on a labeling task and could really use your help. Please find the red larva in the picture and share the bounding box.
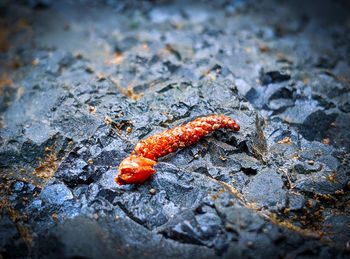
[116,115,240,185]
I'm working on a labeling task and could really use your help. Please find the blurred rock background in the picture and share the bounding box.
[0,0,349,258]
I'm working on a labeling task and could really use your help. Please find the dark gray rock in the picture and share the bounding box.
[243,168,287,210]
[0,144,22,167]
[52,109,101,141]
[37,50,74,76]
[29,0,52,7]
[55,154,94,187]
[293,170,347,195]
[339,102,350,113]
[315,56,338,69]
[261,71,291,85]
[299,110,338,142]
[39,184,73,205]
[267,98,294,111]
[24,121,57,145]
[39,217,121,259]
[287,192,305,211]
[12,181,25,192]
[292,162,323,175]
[0,211,28,258]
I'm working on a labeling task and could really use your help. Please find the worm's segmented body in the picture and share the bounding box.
[134,115,240,160]
[116,115,239,185]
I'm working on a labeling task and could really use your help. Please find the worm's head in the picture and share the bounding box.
[115,155,157,185]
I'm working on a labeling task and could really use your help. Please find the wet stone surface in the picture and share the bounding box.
[0,0,350,258]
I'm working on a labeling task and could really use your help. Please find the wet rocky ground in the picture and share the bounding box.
[1,0,350,258]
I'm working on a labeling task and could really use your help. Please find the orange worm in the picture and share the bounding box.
[116,115,240,185]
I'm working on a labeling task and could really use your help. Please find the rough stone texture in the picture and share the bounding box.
[1,0,350,258]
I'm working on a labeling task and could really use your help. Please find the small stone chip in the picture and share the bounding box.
[308,160,314,165]
[247,241,253,248]
[52,214,59,220]
[149,188,157,195]
[88,158,93,164]
[126,127,132,133]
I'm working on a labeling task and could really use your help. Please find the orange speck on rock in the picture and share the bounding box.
[322,138,330,145]
[219,155,227,161]
[32,58,39,66]
[90,106,97,114]
[105,116,113,124]
[107,52,124,66]
[278,137,292,144]
[259,45,269,52]
[97,73,105,81]
[75,52,83,59]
